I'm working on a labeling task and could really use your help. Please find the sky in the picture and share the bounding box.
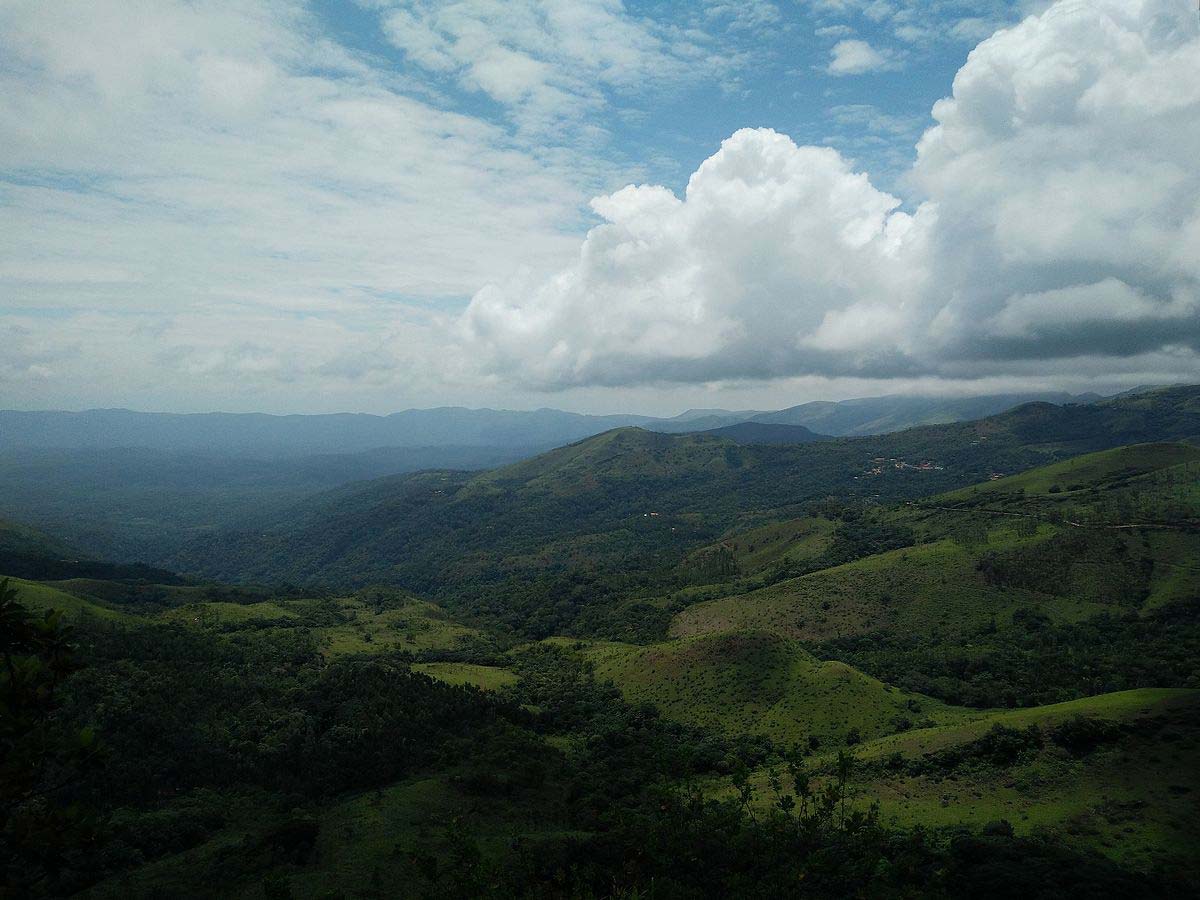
[1,0,1198,416]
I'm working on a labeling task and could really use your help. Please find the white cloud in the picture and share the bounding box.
[704,1,783,32]
[815,24,855,38]
[371,0,730,137]
[0,0,620,409]
[3,0,1198,413]
[809,0,1023,49]
[461,0,1200,389]
[461,128,930,387]
[914,0,1200,367]
[826,39,899,74]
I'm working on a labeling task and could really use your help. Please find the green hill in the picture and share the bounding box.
[167,387,1200,637]
[850,689,1200,876]
[565,630,971,745]
[2,576,140,623]
[0,517,78,559]
[670,443,1200,715]
[676,442,1200,642]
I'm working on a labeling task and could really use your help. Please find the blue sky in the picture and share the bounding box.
[1,1,1197,415]
[315,0,1013,199]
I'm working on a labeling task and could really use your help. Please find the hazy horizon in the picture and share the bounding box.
[0,383,1145,421]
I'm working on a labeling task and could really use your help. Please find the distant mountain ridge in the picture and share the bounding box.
[745,391,1106,436]
[1,390,1120,456]
[165,386,1200,622]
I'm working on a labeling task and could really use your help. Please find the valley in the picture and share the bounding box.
[3,387,1199,897]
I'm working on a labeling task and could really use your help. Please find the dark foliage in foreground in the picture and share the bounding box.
[2,587,1181,898]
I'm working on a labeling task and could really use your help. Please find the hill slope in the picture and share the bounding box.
[167,387,1200,634]
[566,630,970,745]
[699,422,829,444]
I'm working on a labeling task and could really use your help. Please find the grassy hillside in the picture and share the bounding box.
[565,630,971,745]
[668,443,1199,716]
[857,690,1199,875]
[158,590,493,659]
[734,689,1200,876]
[672,533,1116,644]
[2,576,140,623]
[679,516,837,582]
[6,392,1200,897]
[935,441,1200,502]
[412,662,519,691]
[676,442,1200,644]
[166,387,1200,638]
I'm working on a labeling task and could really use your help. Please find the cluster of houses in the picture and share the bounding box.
[857,457,945,478]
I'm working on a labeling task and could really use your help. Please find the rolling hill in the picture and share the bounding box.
[557,630,972,745]
[4,421,1199,895]
[165,386,1200,636]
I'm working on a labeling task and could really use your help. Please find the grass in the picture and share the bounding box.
[161,600,301,625]
[3,576,138,623]
[671,534,1114,645]
[672,444,1200,647]
[568,630,971,746]
[1141,530,1200,610]
[681,516,836,580]
[150,593,488,658]
[315,596,484,657]
[849,689,1200,876]
[936,443,1200,501]
[412,662,518,691]
[724,689,1200,876]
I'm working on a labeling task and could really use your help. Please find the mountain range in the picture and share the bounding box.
[0,390,1110,456]
[4,383,1200,897]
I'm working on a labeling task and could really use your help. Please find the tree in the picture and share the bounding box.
[0,580,102,897]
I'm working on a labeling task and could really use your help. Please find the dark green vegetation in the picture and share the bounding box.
[168,386,1200,637]
[3,387,1199,897]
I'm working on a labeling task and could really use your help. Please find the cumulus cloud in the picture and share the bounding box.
[913,0,1200,370]
[461,0,1200,389]
[462,129,930,386]
[826,38,900,74]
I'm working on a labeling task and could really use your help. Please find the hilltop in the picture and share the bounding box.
[557,630,972,746]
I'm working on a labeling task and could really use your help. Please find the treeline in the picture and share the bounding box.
[817,600,1200,708]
